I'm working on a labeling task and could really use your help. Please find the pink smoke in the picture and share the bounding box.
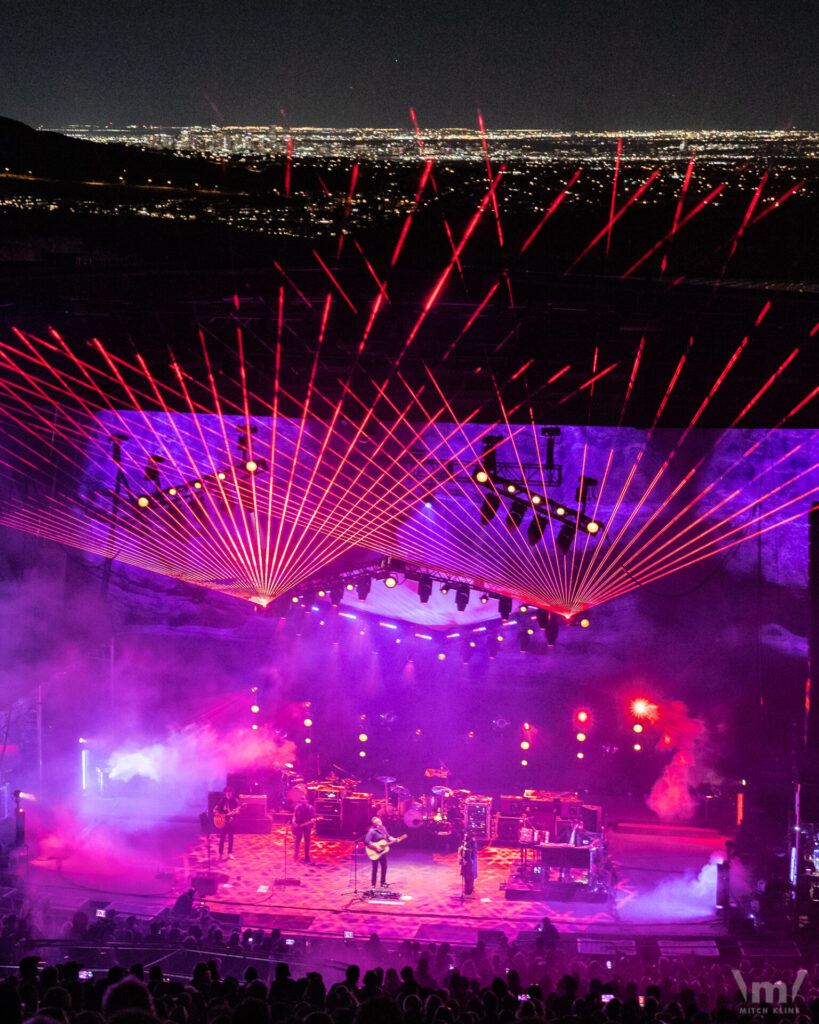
[646,700,705,820]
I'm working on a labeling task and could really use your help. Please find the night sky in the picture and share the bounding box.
[4,0,818,129]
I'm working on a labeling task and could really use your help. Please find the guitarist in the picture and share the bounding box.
[365,816,398,890]
[291,795,317,864]
[214,786,242,860]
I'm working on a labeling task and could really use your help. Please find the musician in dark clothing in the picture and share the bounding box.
[458,832,478,896]
[214,786,242,859]
[365,816,397,889]
[292,798,316,863]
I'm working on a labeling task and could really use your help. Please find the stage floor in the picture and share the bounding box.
[25,815,731,943]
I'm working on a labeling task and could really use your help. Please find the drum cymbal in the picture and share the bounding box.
[376,775,397,784]
[390,784,410,797]
[431,786,453,796]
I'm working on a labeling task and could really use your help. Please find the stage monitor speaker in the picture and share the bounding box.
[211,910,242,928]
[560,801,584,819]
[342,796,372,836]
[192,876,218,896]
[582,805,603,832]
[226,773,249,795]
[477,929,508,947]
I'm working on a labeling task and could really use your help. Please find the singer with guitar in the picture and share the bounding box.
[291,795,317,863]
[364,816,406,890]
[213,786,242,860]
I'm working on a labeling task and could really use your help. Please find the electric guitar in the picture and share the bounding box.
[212,805,241,830]
[365,834,407,861]
[291,810,316,835]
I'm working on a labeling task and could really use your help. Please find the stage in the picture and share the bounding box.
[20,810,734,946]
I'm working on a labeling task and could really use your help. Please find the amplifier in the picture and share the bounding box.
[494,815,522,841]
[465,798,492,840]
[527,798,557,813]
[499,795,524,816]
[238,794,268,818]
[560,801,585,819]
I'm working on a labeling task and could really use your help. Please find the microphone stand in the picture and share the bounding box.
[275,815,300,887]
[343,832,369,899]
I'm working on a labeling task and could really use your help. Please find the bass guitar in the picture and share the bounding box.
[212,806,241,830]
[365,834,407,861]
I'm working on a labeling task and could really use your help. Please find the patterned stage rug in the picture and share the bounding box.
[177,823,707,940]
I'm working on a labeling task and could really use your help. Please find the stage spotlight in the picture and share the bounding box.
[455,586,470,612]
[537,608,550,630]
[330,583,344,606]
[586,520,601,535]
[633,723,643,733]
[250,704,260,713]
[480,492,501,525]
[526,517,545,546]
[346,583,355,591]
[473,467,490,484]
[520,740,530,750]
[521,759,528,766]
[440,582,450,595]
[498,595,512,620]
[554,505,566,516]
[359,733,368,742]
[356,577,371,601]
[193,480,203,490]
[245,459,259,472]
[437,652,446,661]
[506,483,517,494]
[531,494,543,506]
[136,495,150,508]
[576,732,586,742]
[630,698,658,720]
[291,595,300,604]
[556,524,575,555]
[579,616,591,628]
[317,589,327,598]
[576,710,589,724]
[217,471,227,480]
[418,574,433,604]
[519,604,528,613]
[422,492,435,508]
[304,718,313,727]
[359,750,367,758]
[384,574,398,589]
[479,592,489,605]
[526,628,534,636]
[577,751,584,759]
[634,743,642,751]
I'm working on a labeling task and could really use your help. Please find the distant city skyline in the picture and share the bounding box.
[4,1,819,130]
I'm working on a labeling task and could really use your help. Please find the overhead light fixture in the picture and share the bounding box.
[526,517,545,546]
[536,608,550,630]
[579,615,591,628]
[330,583,344,606]
[479,592,489,605]
[480,492,501,525]
[384,574,398,589]
[356,577,371,601]
[136,495,150,508]
[474,467,490,484]
[586,520,601,535]
[556,523,575,555]
[554,504,566,516]
[506,483,517,495]
[455,585,470,612]
[440,582,450,595]
[498,595,512,620]
[418,574,433,604]
[545,615,559,647]
[505,505,526,532]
